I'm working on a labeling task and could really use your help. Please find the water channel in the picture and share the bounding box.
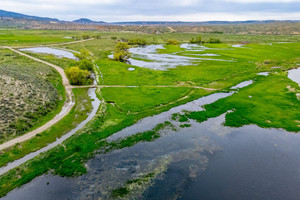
[2,47,299,200]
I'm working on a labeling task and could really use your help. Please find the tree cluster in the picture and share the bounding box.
[65,67,91,85]
[128,38,148,46]
[65,49,94,85]
[190,36,202,44]
[113,42,131,62]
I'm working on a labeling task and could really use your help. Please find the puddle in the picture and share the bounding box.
[20,47,78,60]
[128,67,136,71]
[230,80,253,89]
[127,45,200,70]
[232,44,244,48]
[288,67,300,86]
[109,44,234,70]
[257,72,269,76]
[179,43,210,51]
[199,53,220,56]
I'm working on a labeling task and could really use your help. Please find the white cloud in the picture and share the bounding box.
[2,0,121,5]
[169,0,200,6]
[102,12,300,22]
[0,0,299,21]
[225,0,300,2]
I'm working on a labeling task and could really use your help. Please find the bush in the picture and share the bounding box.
[74,49,91,61]
[82,34,90,40]
[206,38,221,43]
[166,39,179,45]
[190,36,202,44]
[128,38,147,46]
[113,42,131,62]
[65,67,91,85]
[111,36,117,40]
[78,59,93,71]
[120,38,128,42]
[72,36,81,40]
[94,34,101,39]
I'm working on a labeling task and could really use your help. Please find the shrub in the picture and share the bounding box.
[72,36,81,40]
[65,67,91,85]
[207,38,221,43]
[111,36,117,40]
[113,42,131,62]
[74,49,91,61]
[120,38,129,42]
[82,34,90,40]
[190,36,202,44]
[78,59,93,71]
[166,39,179,45]
[128,38,147,46]
[94,34,101,39]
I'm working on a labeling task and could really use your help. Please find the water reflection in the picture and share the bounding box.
[4,114,300,200]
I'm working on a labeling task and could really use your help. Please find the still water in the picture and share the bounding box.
[3,114,300,200]
[3,49,300,200]
[20,47,78,60]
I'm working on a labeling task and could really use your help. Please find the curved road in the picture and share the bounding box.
[0,47,75,151]
[0,44,217,151]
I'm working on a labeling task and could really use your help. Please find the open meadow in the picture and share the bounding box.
[0,29,300,198]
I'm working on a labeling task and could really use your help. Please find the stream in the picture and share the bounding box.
[3,113,300,200]
[1,47,300,199]
[0,88,101,176]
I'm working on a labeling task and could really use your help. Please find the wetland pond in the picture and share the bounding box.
[3,70,300,199]
[109,44,233,70]
[2,46,300,199]
[3,114,300,200]
[20,47,78,60]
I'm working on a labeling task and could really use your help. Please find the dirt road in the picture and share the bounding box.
[0,47,75,151]
[47,38,95,47]
[0,45,216,150]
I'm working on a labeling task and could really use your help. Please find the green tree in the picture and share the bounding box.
[113,42,131,62]
[190,36,202,44]
[128,38,147,46]
[78,59,93,71]
[207,38,221,43]
[94,34,101,39]
[82,34,90,40]
[74,49,91,61]
[65,67,91,85]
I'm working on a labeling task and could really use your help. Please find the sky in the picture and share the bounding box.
[1,0,300,22]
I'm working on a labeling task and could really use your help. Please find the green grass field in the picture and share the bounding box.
[0,29,299,197]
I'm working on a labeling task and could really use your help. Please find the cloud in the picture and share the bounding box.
[226,0,300,2]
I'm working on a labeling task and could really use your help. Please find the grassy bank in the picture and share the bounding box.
[0,88,93,168]
[0,31,300,197]
[182,73,300,132]
[0,49,65,143]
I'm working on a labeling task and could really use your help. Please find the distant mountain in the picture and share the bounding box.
[0,9,59,22]
[73,18,106,25]
[110,20,299,26]
[0,9,299,28]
